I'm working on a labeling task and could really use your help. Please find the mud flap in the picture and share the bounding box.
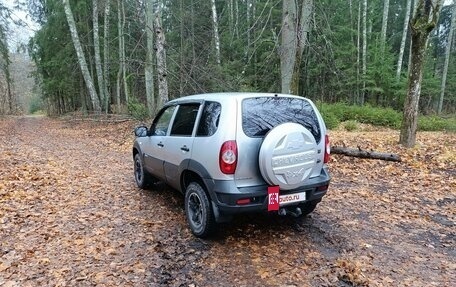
[212,201,232,223]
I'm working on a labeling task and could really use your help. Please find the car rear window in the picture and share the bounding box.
[242,97,321,142]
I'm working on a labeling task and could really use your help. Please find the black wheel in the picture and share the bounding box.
[185,182,217,238]
[134,153,152,189]
[298,200,319,217]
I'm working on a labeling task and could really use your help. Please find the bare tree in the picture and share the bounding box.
[145,0,155,114]
[103,0,111,112]
[116,0,128,109]
[361,0,367,105]
[396,0,413,81]
[93,0,106,110]
[280,0,313,95]
[438,0,456,114]
[155,3,169,106]
[400,0,443,147]
[380,0,390,53]
[62,0,100,111]
[356,0,361,104]
[210,0,221,65]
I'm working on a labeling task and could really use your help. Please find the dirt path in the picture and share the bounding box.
[0,116,454,286]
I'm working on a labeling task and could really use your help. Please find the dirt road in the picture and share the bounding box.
[0,116,454,286]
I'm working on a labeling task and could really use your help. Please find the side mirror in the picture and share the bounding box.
[134,126,149,137]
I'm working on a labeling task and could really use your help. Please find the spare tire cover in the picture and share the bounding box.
[259,123,318,190]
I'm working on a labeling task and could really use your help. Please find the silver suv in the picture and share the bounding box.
[133,93,330,237]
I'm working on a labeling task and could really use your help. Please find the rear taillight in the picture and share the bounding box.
[219,140,237,174]
[324,135,330,163]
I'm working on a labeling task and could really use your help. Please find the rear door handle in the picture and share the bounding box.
[181,145,190,152]
[157,142,164,147]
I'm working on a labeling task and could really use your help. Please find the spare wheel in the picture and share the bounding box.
[259,123,318,190]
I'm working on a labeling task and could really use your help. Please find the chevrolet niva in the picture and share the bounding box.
[133,93,330,237]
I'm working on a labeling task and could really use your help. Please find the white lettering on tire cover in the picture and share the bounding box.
[259,123,317,190]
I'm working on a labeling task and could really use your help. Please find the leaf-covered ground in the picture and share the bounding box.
[0,116,454,287]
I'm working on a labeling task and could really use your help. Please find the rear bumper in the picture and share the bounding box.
[204,167,330,215]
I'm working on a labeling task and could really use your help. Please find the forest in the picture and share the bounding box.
[0,0,455,120]
[1,2,455,285]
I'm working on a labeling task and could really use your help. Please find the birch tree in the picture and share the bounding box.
[438,0,456,114]
[145,0,154,113]
[62,0,101,111]
[400,0,443,147]
[210,0,221,65]
[380,0,390,53]
[121,0,129,103]
[280,0,313,95]
[396,0,413,81]
[103,0,111,112]
[116,0,128,108]
[361,0,367,105]
[93,0,106,110]
[155,4,169,106]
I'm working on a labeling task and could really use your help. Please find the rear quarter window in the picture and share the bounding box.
[242,97,321,142]
[196,101,221,137]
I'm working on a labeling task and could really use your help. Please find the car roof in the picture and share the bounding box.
[167,92,307,104]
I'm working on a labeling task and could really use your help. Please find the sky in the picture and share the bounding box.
[3,0,39,52]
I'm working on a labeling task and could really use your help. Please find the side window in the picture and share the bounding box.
[197,101,221,137]
[152,106,177,136]
[170,104,200,136]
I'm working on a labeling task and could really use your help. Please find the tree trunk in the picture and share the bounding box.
[210,0,221,65]
[280,0,297,94]
[7,74,13,114]
[145,0,155,114]
[116,0,122,110]
[155,6,169,106]
[332,146,401,162]
[290,0,312,95]
[438,0,455,114]
[121,0,129,103]
[235,0,239,38]
[229,0,234,36]
[361,0,367,105]
[281,0,313,95]
[93,0,106,111]
[396,0,413,81]
[246,0,251,58]
[400,0,443,147]
[0,26,13,114]
[380,0,390,53]
[103,0,111,112]
[356,0,361,104]
[179,0,184,95]
[62,0,101,112]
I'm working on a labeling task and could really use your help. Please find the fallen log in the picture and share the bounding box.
[331,146,401,162]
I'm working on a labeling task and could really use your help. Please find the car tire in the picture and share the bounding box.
[134,153,152,189]
[185,182,217,238]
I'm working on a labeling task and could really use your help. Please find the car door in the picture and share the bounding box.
[142,105,177,181]
[162,103,201,190]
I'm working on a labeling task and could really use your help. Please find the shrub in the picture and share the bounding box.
[322,112,340,130]
[418,116,456,132]
[127,97,149,120]
[318,102,401,129]
[344,120,359,131]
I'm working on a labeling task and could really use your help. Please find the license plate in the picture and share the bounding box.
[279,192,306,206]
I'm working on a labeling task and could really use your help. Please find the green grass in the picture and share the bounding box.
[318,102,455,132]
